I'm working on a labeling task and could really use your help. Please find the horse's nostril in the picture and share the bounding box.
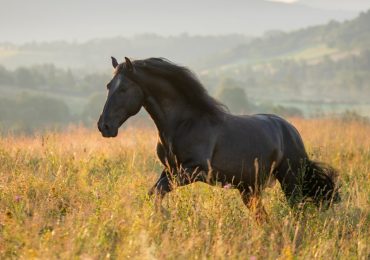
[103,124,110,130]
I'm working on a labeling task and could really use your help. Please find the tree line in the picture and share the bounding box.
[0,64,109,94]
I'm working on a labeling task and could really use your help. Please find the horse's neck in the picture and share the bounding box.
[142,96,168,134]
[142,87,193,143]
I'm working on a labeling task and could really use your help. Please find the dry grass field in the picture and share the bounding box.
[0,118,369,259]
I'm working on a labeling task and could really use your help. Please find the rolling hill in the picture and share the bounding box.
[201,9,370,68]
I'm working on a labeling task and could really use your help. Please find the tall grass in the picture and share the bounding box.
[0,119,369,259]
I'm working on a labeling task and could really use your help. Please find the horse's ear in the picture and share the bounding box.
[125,57,134,72]
[111,56,118,68]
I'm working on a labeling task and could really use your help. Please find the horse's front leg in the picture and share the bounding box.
[148,169,172,197]
[148,169,172,213]
[148,165,207,210]
[148,164,208,196]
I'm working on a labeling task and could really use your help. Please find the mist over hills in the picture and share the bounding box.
[0,34,250,71]
[298,0,370,12]
[1,0,367,71]
[1,9,369,72]
[198,10,370,106]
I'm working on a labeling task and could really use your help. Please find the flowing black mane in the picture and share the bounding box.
[134,58,227,117]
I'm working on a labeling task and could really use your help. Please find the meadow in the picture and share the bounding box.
[0,118,369,259]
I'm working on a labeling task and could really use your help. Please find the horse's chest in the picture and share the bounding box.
[156,142,168,165]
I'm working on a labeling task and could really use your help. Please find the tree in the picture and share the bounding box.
[216,78,250,114]
[0,66,13,85]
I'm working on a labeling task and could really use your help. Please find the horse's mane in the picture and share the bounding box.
[134,58,227,117]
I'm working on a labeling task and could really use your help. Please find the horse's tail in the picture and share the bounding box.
[302,160,341,206]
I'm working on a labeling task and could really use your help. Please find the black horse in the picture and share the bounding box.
[98,57,340,217]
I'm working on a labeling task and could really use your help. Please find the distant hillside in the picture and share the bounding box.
[197,11,370,109]
[202,10,370,68]
[0,34,250,71]
[298,0,370,12]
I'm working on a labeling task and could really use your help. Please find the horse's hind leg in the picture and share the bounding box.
[276,157,340,207]
[274,158,304,206]
[239,189,268,224]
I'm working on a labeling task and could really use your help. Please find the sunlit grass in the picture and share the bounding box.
[286,44,339,61]
[0,119,369,259]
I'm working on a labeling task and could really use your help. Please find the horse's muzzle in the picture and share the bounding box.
[97,117,118,137]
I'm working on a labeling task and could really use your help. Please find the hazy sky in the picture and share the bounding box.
[1,0,369,44]
[270,0,296,3]
[273,0,370,9]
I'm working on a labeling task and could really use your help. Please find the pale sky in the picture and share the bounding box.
[270,0,297,3]
[0,0,368,44]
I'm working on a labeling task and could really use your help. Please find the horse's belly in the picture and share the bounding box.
[211,153,279,188]
[211,135,282,188]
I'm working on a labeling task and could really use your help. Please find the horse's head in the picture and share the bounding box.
[98,57,144,137]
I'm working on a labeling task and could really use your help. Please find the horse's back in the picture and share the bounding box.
[221,113,288,147]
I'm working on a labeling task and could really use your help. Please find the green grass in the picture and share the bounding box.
[0,120,369,259]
